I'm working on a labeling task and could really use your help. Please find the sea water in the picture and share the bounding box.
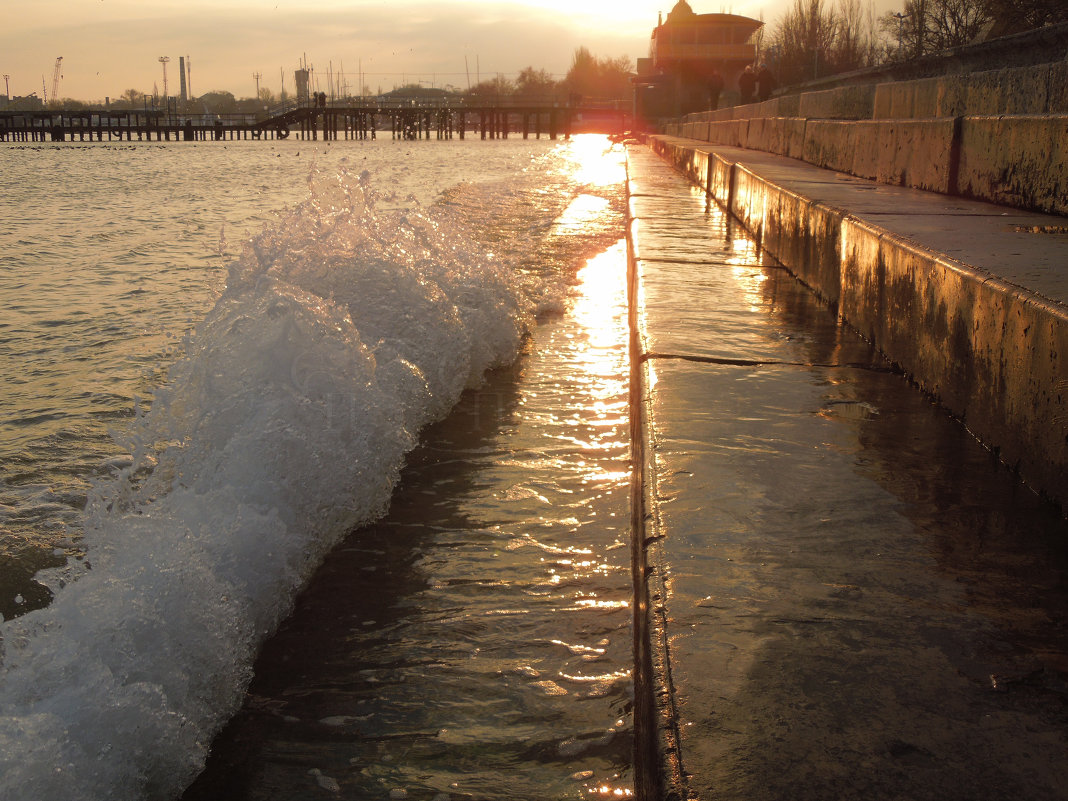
[0,136,630,799]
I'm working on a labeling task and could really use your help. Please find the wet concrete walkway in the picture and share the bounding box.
[626,144,1068,801]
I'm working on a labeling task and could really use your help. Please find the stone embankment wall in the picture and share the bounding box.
[665,58,1068,217]
[644,132,1068,506]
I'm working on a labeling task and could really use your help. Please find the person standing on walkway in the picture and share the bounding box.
[708,68,725,111]
[756,63,777,102]
[738,65,756,105]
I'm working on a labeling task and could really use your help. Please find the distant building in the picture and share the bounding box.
[295,68,310,103]
[635,0,763,121]
[379,86,457,105]
[4,94,44,111]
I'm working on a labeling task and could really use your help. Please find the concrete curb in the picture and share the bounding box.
[627,170,685,801]
[645,134,1067,508]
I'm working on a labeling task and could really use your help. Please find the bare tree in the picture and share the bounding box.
[514,67,558,102]
[769,0,884,83]
[464,75,516,101]
[119,88,145,106]
[564,48,633,101]
[880,0,991,59]
[981,0,1067,30]
[925,0,990,49]
[830,0,883,71]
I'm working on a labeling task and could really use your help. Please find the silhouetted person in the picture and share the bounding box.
[708,69,724,111]
[738,65,756,105]
[756,64,776,102]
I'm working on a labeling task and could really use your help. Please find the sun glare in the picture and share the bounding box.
[513,0,658,25]
[566,134,628,188]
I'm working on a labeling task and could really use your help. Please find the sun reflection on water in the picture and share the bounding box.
[436,135,634,796]
[565,133,628,187]
[571,239,629,395]
[727,234,769,312]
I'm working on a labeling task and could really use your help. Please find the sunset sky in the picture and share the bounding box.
[4,0,901,102]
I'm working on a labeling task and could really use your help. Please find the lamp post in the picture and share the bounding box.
[892,12,910,59]
[159,57,170,101]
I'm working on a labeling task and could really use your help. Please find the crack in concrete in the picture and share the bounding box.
[641,351,896,372]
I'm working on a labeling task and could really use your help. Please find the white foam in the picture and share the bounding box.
[0,163,540,801]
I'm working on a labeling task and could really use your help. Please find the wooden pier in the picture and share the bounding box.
[0,102,630,143]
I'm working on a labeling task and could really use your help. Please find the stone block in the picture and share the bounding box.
[957,115,1068,216]
[1049,61,1068,113]
[872,82,895,118]
[728,166,771,240]
[874,77,941,118]
[728,169,843,306]
[799,85,876,119]
[731,119,751,147]
[912,77,943,117]
[730,100,761,119]
[934,75,968,116]
[804,201,846,307]
[963,64,1050,115]
[707,120,731,145]
[873,79,914,119]
[668,143,711,187]
[802,119,858,173]
[843,119,955,192]
[746,116,787,154]
[849,120,884,181]
[708,153,733,202]
[838,219,1068,497]
[776,93,802,117]
[783,118,808,160]
[886,118,956,192]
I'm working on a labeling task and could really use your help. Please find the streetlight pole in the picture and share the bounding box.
[159,57,171,124]
[892,12,910,59]
[159,57,170,100]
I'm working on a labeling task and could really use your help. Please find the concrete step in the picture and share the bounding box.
[666,113,1068,218]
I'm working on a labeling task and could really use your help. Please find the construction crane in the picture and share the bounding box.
[50,57,63,104]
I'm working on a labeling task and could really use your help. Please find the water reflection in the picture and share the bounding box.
[565,135,627,188]
[185,140,633,800]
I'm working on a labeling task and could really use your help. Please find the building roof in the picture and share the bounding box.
[649,4,764,70]
[658,9,764,38]
[666,1,698,23]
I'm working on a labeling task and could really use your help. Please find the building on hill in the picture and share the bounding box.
[635,0,763,121]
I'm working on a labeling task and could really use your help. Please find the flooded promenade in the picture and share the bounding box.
[627,144,1068,800]
[174,139,1068,801]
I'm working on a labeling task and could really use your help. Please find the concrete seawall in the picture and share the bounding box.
[625,139,1068,801]
[644,134,1068,508]
[670,49,1068,218]
[670,113,1068,217]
